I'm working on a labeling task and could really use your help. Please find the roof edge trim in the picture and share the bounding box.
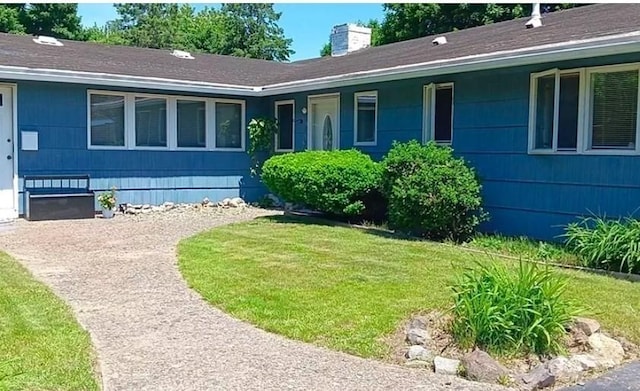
[0,65,259,96]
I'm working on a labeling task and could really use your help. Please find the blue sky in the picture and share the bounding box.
[76,3,385,61]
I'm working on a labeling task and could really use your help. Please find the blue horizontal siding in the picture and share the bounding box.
[13,81,268,214]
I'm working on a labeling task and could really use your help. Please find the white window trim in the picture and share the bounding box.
[528,62,640,156]
[87,89,246,152]
[422,82,454,145]
[274,99,295,152]
[353,90,377,146]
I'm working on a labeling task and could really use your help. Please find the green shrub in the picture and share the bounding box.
[380,141,485,241]
[261,149,381,216]
[450,261,578,357]
[564,216,640,274]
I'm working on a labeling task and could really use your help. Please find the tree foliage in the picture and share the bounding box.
[0,3,83,39]
[321,3,582,55]
[91,3,293,61]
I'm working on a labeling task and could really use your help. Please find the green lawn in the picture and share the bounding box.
[0,252,99,391]
[178,216,640,359]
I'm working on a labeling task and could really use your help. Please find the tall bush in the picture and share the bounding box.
[261,150,381,216]
[380,141,485,241]
[451,261,578,357]
[564,216,640,274]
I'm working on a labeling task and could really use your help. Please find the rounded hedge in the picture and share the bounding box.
[381,141,485,241]
[261,149,381,216]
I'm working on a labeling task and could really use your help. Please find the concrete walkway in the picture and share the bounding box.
[0,208,503,391]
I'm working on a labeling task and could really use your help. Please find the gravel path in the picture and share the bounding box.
[0,207,506,391]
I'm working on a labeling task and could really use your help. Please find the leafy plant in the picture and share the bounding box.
[450,260,578,357]
[247,117,279,176]
[564,215,640,274]
[380,140,485,241]
[261,150,381,216]
[97,187,117,210]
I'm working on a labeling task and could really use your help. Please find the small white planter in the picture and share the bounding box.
[101,208,115,219]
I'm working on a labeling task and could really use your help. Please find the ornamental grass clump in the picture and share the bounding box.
[564,215,640,274]
[450,260,578,357]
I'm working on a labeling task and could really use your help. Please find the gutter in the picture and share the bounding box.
[1,31,640,97]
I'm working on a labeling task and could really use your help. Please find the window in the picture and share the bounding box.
[590,70,638,150]
[529,64,640,154]
[88,90,245,151]
[135,97,167,147]
[215,102,243,149]
[90,93,125,147]
[532,71,580,151]
[275,100,294,151]
[177,100,206,148]
[423,83,454,144]
[354,91,377,145]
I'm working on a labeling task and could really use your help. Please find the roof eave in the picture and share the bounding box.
[258,32,640,96]
[0,65,261,96]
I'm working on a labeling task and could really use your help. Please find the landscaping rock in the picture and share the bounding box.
[408,315,428,331]
[405,360,431,369]
[433,356,460,376]
[220,198,232,207]
[567,327,589,349]
[230,197,245,208]
[588,333,624,368]
[461,349,508,384]
[406,328,430,345]
[405,345,433,362]
[545,356,583,382]
[573,317,601,336]
[521,364,555,390]
[202,197,210,206]
[569,354,599,371]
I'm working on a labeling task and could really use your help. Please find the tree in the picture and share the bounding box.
[218,4,293,61]
[21,3,83,40]
[0,5,25,34]
[105,3,195,49]
[99,3,293,61]
[0,3,84,39]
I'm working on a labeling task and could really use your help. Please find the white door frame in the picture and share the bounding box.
[307,93,340,150]
[0,83,18,219]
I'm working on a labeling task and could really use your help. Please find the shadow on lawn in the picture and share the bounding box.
[256,213,421,243]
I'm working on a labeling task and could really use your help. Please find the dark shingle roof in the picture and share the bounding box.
[1,4,639,87]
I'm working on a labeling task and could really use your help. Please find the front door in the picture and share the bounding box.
[308,95,339,150]
[0,86,15,219]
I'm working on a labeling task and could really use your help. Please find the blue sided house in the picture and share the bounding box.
[1,3,640,239]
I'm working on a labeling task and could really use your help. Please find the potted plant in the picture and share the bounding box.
[97,187,117,219]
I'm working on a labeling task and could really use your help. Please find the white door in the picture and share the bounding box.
[308,95,339,150]
[0,87,15,219]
